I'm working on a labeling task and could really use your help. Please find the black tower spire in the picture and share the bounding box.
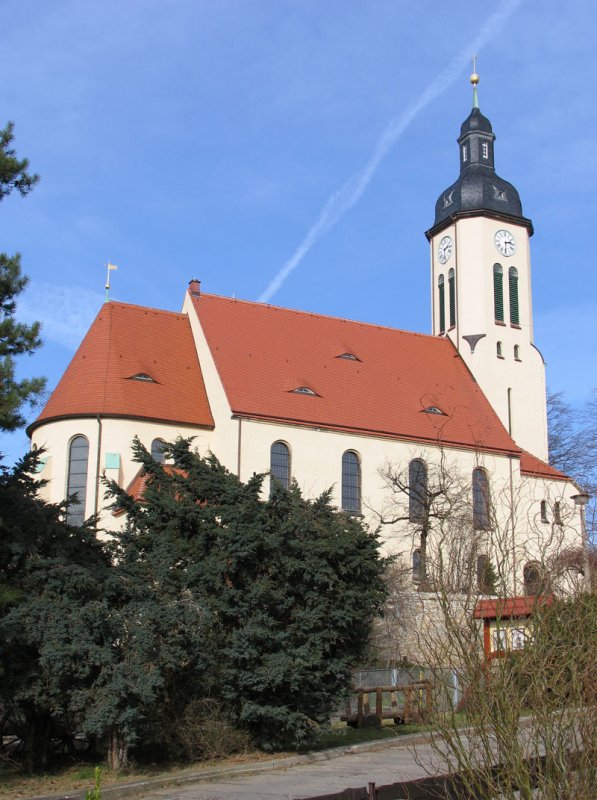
[428,76,532,236]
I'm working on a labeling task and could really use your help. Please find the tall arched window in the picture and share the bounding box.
[341,450,361,513]
[472,467,491,530]
[409,459,427,522]
[412,549,421,582]
[438,274,445,334]
[66,435,89,526]
[476,554,494,593]
[493,264,504,322]
[448,268,456,328]
[509,267,519,325]
[270,441,290,492]
[540,500,548,523]
[151,438,166,464]
[523,562,544,596]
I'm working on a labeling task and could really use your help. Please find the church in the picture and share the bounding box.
[28,75,587,601]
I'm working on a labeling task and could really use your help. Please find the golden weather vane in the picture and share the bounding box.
[105,261,118,302]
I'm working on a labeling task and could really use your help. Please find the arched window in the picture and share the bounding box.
[438,274,445,334]
[448,268,456,328]
[493,264,504,322]
[540,500,548,523]
[409,459,427,522]
[509,267,519,325]
[476,554,494,593]
[151,438,166,464]
[472,467,491,530]
[66,435,89,526]
[554,501,562,525]
[496,341,503,358]
[514,344,520,361]
[270,441,290,492]
[412,549,421,582]
[341,451,361,513]
[523,562,544,596]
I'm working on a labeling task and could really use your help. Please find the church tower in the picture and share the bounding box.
[425,69,548,461]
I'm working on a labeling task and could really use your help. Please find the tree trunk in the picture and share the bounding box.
[25,712,52,773]
[419,524,429,588]
[106,728,129,770]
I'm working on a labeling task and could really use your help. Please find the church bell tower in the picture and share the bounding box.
[425,68,548,461]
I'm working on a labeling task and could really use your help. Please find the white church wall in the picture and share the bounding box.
[182,293,241,472]
[31,416,211,530]
[30,403,585,598]
[515,472,588,593]
[430,216,549,462]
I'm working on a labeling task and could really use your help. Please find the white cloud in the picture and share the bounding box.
[259,0,525,302]
[18,282,104,350]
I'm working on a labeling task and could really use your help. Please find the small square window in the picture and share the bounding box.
[34,456,49,474]
[105,452,121,470]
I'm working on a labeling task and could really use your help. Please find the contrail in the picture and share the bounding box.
[259,0,524,303]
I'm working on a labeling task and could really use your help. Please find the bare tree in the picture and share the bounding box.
[547,389,596,541]
[372,445,595,798]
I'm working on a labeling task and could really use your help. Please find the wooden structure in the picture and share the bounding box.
[473,595,553,662]
[341,681,432,728]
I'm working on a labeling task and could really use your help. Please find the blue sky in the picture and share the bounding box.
[1,0,596,463]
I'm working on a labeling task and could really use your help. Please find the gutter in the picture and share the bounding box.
[94,415,102,523]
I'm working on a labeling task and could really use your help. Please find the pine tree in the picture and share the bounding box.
[0,452,110,772]
[0,121,44,433]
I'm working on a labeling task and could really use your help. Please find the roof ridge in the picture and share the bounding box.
[198,292,443,341]
[104,300,188,320]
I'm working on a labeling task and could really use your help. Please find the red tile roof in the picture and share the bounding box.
[192,293,520,455]
[113,464,185,515]
[473,595,554,619]
[519,450,569,481]
[29,302,214,433]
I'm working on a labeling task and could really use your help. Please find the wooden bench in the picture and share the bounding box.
[340,681,432,727]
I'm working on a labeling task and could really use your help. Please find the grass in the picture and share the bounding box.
[310,719,430,751]
[0,722,428,799]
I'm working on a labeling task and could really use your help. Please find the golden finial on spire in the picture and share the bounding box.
[470,54,480,108]
[470,54,480,85]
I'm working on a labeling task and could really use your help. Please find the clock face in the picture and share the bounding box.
[494,229,516,257]
[438,235,453,264]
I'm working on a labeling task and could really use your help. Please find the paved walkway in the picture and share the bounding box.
[131,734,447,800]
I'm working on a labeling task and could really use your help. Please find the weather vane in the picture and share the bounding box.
[105,261,118,302]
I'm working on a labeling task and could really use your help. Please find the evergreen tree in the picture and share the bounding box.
[0,452,110,772]
[0,121,44,433]
[104,438,388,754]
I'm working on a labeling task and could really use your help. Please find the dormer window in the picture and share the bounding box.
[423,405,446,416]
[337,352,360,361]
[482,141,489,159]
[128,372,156,382]
[442,190,454,209]
[291,386,317,396]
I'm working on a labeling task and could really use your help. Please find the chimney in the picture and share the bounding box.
[188,278,201,297]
